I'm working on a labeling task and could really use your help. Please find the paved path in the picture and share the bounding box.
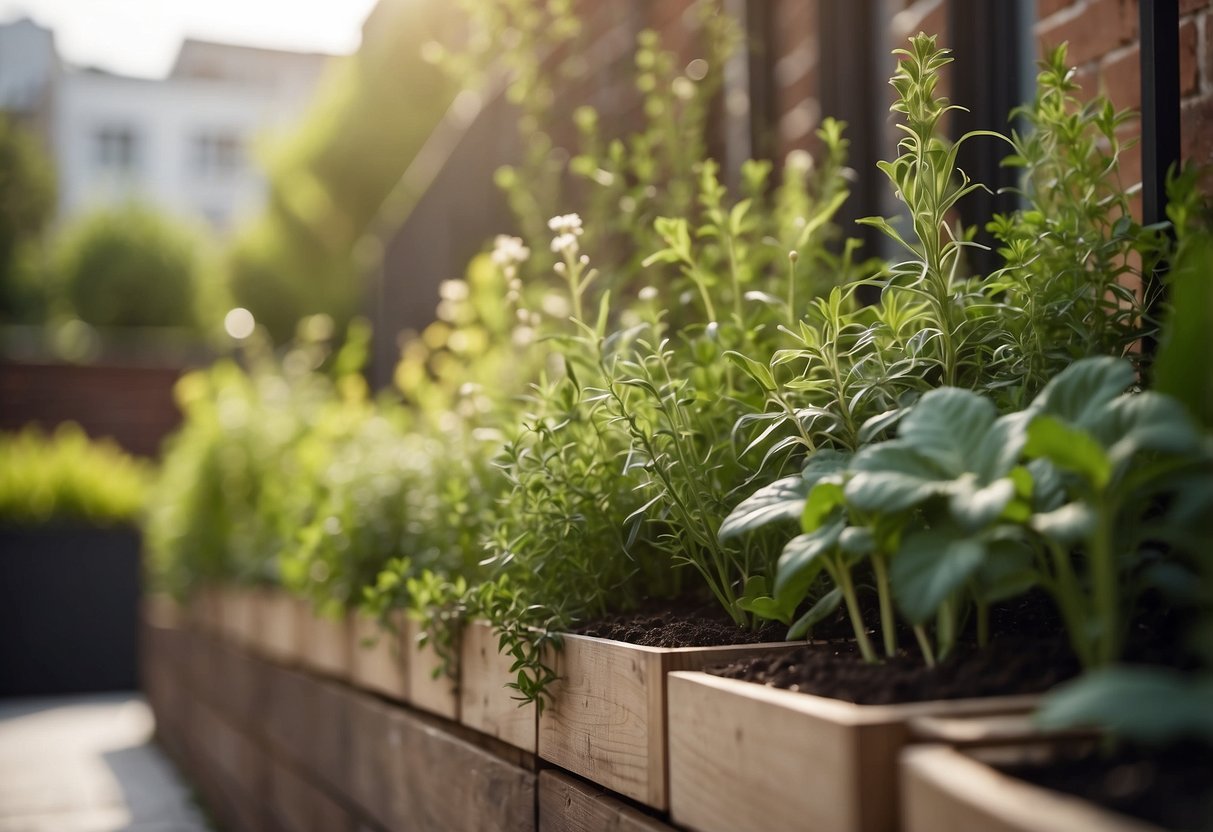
[0,693,211,832]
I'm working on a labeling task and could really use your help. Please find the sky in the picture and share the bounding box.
[0,0,380,78]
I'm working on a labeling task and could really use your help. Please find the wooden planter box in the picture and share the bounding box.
[538,635,800,810]
[667,670,1039,832]
[404,618,459,720]
[901,744,1164,832]
[252,589,305,664]
[219,585,261,648]
[349,611,409,702]
[459,620,536,752]
[299,605,353,680]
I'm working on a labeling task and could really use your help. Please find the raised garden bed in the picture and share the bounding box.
[901,744,1171,832]
[538,632,799,809]
[461,619,537,751]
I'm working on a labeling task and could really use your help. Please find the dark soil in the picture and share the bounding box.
[711,635,1080,704]
[571,597,784,647]
[707,591,1187,705]
[1002,744,1213,832]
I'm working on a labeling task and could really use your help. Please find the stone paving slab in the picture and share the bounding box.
[0,693,211,832]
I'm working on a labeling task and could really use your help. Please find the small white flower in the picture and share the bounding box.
[491,234,530,268]
[547,213,584,236]
[639,286,658,301]
[512,326,536,346]
[439,279,470,302]
[705,321,719,340]
[551,233,579,256]
[516,308,531,323]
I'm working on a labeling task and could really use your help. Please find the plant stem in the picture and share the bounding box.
[836,562,877,663]
[937,597,956,661]
[913,625,936,667]
[1091,498,1119,667]
[871,554,898,658]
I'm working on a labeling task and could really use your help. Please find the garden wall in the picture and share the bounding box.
[0,361,182,457]
[141,603,679,832]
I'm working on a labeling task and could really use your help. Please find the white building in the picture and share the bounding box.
[0,18,330,235]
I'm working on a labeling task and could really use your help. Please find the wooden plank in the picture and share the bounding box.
[668,671,1041,832]
[460,620,536,752]
[538,771,676,832]
[255,588,304,664]
[347,690,536,832]
[404,617,459,720]
[268,757,359,832]
[538,634,801,809]
[219,585,260,648]
[299,606,353,680]
[902,745,1165,832]
[348,611,409,702]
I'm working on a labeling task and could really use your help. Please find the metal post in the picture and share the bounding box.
[1140,0,1180,230]
[1139,0,1180,359]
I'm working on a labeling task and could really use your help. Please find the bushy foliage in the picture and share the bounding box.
[54,204,205,329]
[0,116,56,323]
[0,424,150,527]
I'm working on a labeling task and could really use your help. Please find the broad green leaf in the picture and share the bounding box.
[891,527,986,624]
[787,587,843,640]
[847,445,948,513]
[949,475,1017,531]
[897,387,998,471]
[1031,356,1134,427]
[801,480,845,533]
[1037,668,1213,744]
[774,516,845,601]
[718,475,807,539]
[1094,392,1206,472]
[1030,502,1095,546]
[974,539,1038,605]
[1024,415,1111,488]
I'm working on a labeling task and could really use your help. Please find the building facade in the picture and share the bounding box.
[0,17,330,235]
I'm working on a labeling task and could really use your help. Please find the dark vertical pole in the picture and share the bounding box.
[948,0,1033,277]
[818,0,882,259]
[1140,0,1180,361]
[1140,0,1180,230]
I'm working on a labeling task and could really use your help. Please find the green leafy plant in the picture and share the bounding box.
[0,424,150,527]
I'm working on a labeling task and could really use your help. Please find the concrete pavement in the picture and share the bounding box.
[0,693,211,831]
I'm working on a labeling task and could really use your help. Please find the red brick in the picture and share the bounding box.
[1181,17,1200,95]
[1039,0,1082,20]
[1181,0,1212,16]
[1038,0,1135,67]
[1182,94,1213,165]
[1100,45,1141,110]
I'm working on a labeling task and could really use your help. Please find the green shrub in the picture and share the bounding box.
[0,116,56,323]
[0,424,150,527]
[54,204,204,329]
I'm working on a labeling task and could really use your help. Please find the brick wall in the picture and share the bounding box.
[0,362,183,457]
[761,1,1212,211]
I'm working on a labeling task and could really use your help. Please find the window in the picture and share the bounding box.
[94,126,140,172]
[191,131,244,178]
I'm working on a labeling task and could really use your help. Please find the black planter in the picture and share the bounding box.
[0,525,141,696]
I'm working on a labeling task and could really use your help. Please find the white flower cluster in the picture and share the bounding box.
[491,234,530,277]
[548,213,584,257]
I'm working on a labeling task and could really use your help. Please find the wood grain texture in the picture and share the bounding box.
[537,771,676,832]
[220,586,260,648]
[667,671,1042,832]
[902,745,1165,832]
[538,635,801,809]
[300,607,353,680]
[404,617,460,720]
[348,611,409,702]
[347,690,536,832]
[460,620,537,751]
[255,589,304,664]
